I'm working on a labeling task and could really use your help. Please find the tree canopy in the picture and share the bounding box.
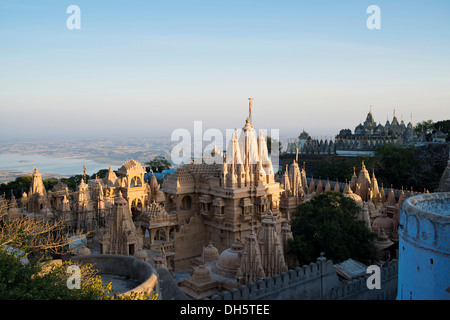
[414,119,450,141]
[433,119,450,141]
[289,192,377,265]
[0,176,32,200]
[315,155,376,184]
[414,119,434,140]
[145,155,171,172]
[0,176,60,200]
[0,168,115,199]
[373,143,422,189]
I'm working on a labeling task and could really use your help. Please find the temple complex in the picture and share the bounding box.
[10,112,293,298]
[7,102,444,301]
[11,143,419,300]
[285,108,428,157]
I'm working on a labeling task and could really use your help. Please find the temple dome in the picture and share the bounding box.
[204,242,219,262]
[372,212,395,236]
[217,247,240,271]
[212,242,243,278]
[191,265,213,284]
[344,192,363,207]
[343,185,363,207]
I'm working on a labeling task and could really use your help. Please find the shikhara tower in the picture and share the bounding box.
[161,115,285,270]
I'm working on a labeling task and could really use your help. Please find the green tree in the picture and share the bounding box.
[289,192,377,265]
[414,120,434,140]
[310,143,424,191]
[90,169,110,180]
[373,143,421,189]
[315,156,378,183]
[433,119,450,141]
[43,177,59,191]
[59,174,90,191]
[145,155,171,172]
[0,176,32,200]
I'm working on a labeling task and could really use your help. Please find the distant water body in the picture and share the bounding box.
[0,153,117,176]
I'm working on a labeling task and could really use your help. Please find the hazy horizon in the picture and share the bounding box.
[1,0,449,141]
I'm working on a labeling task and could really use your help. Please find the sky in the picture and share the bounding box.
[0,0,449,141]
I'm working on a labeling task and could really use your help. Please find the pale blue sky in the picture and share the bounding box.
[0,0,449,140]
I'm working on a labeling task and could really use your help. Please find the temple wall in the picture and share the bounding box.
[330,263,398,300]
[206,259,398,300]
[173,214,207,272]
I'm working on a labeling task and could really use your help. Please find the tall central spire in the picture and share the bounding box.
[248,97,253,124]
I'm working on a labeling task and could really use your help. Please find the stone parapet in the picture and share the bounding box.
[72,254,160,298]
[206,258,398,300]
[397,192,450,300]
[399,192,450,254]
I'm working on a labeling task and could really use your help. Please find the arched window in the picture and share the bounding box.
[181,195,192,210]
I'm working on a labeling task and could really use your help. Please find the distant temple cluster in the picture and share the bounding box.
[285,108,446,156]
[5,109,446,300]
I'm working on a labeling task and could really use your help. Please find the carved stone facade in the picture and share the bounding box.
[161,118,285,272]
[12,105,441,301]
[178,212,292,300]
[21,167,48,214]
[99,191,143,256]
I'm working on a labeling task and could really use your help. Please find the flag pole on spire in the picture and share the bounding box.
[248,97,253,124]
[83,158,87,182]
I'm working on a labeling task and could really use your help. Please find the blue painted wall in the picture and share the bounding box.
[397,193,450,300]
